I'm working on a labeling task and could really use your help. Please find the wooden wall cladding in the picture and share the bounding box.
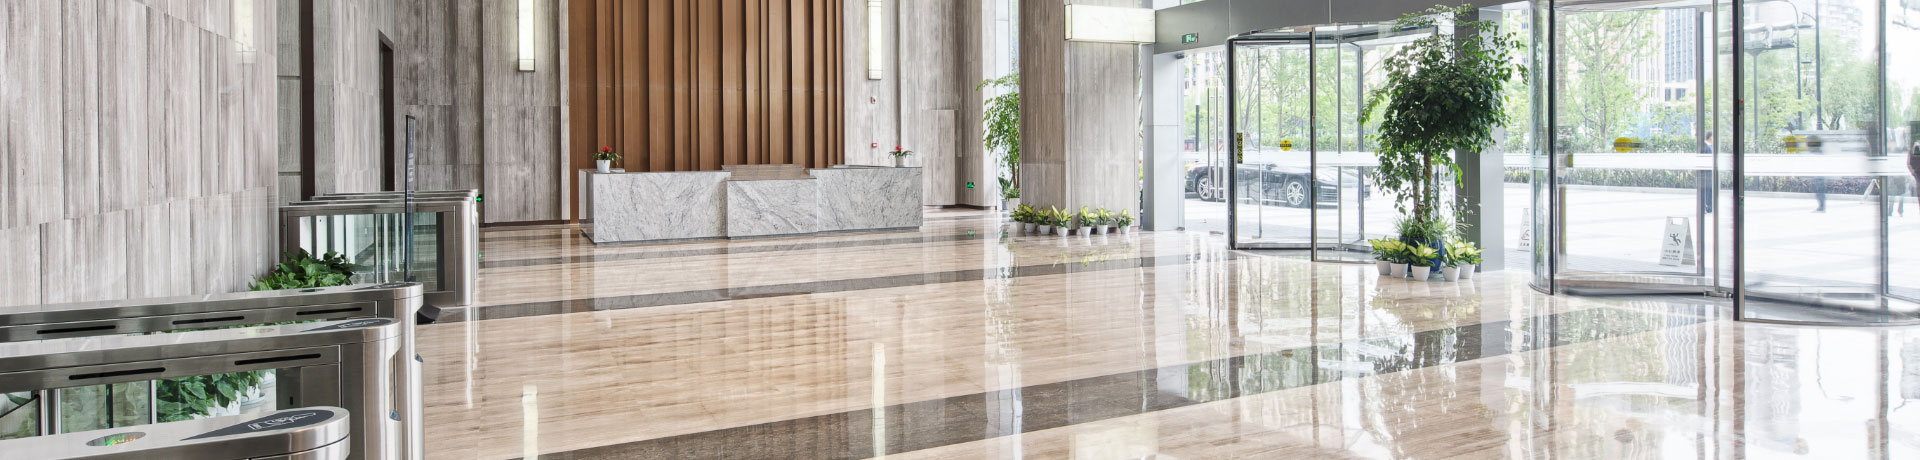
[567,0,844,174]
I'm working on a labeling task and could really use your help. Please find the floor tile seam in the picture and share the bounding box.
[441,252,1237,323]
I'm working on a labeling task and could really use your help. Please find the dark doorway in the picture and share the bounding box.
[380,36,396,191]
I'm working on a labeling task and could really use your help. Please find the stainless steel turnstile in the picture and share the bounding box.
[278,199,477,308]
[0,319,405,460]
[0,283,424,460]
[0,406,350,459]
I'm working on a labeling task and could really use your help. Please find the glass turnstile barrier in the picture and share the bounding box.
[1537,0,1920,324]
[279,196,477,308]
[0,318,406,459]
[0,283,425,460]
[0,406,350,460]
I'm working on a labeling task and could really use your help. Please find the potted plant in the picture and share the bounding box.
[980,74,1021,215]
[1408,243,1440,281]
[888,145,913,167]
[1036,208,1054,235]
[1076,207,1096,236]
[1368,238,1400,275]
[1051,206,1074,237]
[593,146,621,174]
[1448,239,1484,279]
[1095,208,1116,234]
[1114,209,1134,234]
[1388,242,1411,278]
[1365,4,1526,266]
[1439,248,1462,282]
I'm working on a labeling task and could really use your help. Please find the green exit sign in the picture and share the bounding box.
[1181,33,1198,44]
[966,181,975,189]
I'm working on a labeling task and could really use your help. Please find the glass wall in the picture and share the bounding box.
[1536,0,1920,324]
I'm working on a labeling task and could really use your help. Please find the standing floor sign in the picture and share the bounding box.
[1660,216,1696,266]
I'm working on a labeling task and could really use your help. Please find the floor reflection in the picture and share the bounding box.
[433,210,1920,459]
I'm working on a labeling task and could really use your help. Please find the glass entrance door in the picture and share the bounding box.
[1228,31,1315,249]
[1540,0,1728,295]
[1226,25,1433,256]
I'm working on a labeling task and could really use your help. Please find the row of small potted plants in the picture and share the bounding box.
[1010,205,1134,236]
[1368,237,1484,281]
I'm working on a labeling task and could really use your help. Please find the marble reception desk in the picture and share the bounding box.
[581,166,922,244]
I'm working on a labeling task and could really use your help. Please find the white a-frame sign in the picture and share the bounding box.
[1659,216,1696,266]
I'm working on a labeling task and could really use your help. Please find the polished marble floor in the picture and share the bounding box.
[419,209,1920,459]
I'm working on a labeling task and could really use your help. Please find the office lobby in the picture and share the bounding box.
[3,0,1919,459]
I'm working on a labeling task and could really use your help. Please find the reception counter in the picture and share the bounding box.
[581,166,921,244]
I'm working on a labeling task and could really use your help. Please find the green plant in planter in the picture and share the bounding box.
[592,145,622,162]
[1049,206,1074,228]
[1113,209,1134,229]
[248,249,356,291]
[1446,239,1484,267]
[1408,244,1441,268]
[978,74,1021,200]
[1363,4,1527,227]
[1369,238,1407,262]
[1012,204,1033,224]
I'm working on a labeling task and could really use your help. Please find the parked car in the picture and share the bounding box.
[1185,162,1363,207]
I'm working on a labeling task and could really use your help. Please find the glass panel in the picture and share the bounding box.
[1888,0,1920,305]
[1,391,40,439]
[1184,48,1231,235]
[155,370,278,423]
[296,211,441,291]
[1532,0,1555,292]
[1546,0,1723,295]
[1737,0,1918,323]
[1231,38,1314,248]
[56,382,149,433]
[1312,24,1430,262]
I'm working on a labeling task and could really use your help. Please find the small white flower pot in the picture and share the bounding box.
[1060,227,1075,237]
[1120,226,1133,234]
[595,159,611,173]
[1039,225,1053,235]
[1460,265,1476,279]
[1024,223,1036,233]
[1101,225,1114,234]
[894,157,907,167]
[1077,227,1091,236]
[1390,263,1409,278]
[1442,266,1461,281]
[1410,265,1432,280]
[1376,261,1391,275]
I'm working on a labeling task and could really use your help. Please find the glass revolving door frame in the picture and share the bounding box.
[1537,0,1920,325]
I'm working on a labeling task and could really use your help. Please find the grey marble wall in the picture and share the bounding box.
[813,167,923,232]
[1,0,280,306]
[392,0,564,224]
[1019,0,1141,218]
[842,0,989,207]
[586,172,729,242]
[726,180,822,238]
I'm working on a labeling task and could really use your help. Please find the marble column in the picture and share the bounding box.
[1017,0,1142,217]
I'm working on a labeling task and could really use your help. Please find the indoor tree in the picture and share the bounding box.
[978,74,1021,201]
[1362,4,1528,244]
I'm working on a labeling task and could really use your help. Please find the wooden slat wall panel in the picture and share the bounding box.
[569,0,841,176]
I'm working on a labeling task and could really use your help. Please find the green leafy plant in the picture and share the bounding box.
[1077,207,1098,228]
[887,145,914,160]
[978,74,1021,199]
[1049,206,1074,228]
[1408,244,1441,268]
[592,145,621,162]
[248,249,356,291]
[1113,209,1134,229]
[1363,4,1527,227]
[1446,238,1484,267]
[1369,238,1409,263]
[158,371,265,422]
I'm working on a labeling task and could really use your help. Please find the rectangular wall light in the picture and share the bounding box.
[1064,4,1154,44]
[866,0,883,80]
[517,0,535,71]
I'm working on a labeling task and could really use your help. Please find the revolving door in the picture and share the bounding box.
[1535,0,1920,324]
[1226,24,1435,261]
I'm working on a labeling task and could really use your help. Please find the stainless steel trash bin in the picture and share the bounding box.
[0,406,350,459]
